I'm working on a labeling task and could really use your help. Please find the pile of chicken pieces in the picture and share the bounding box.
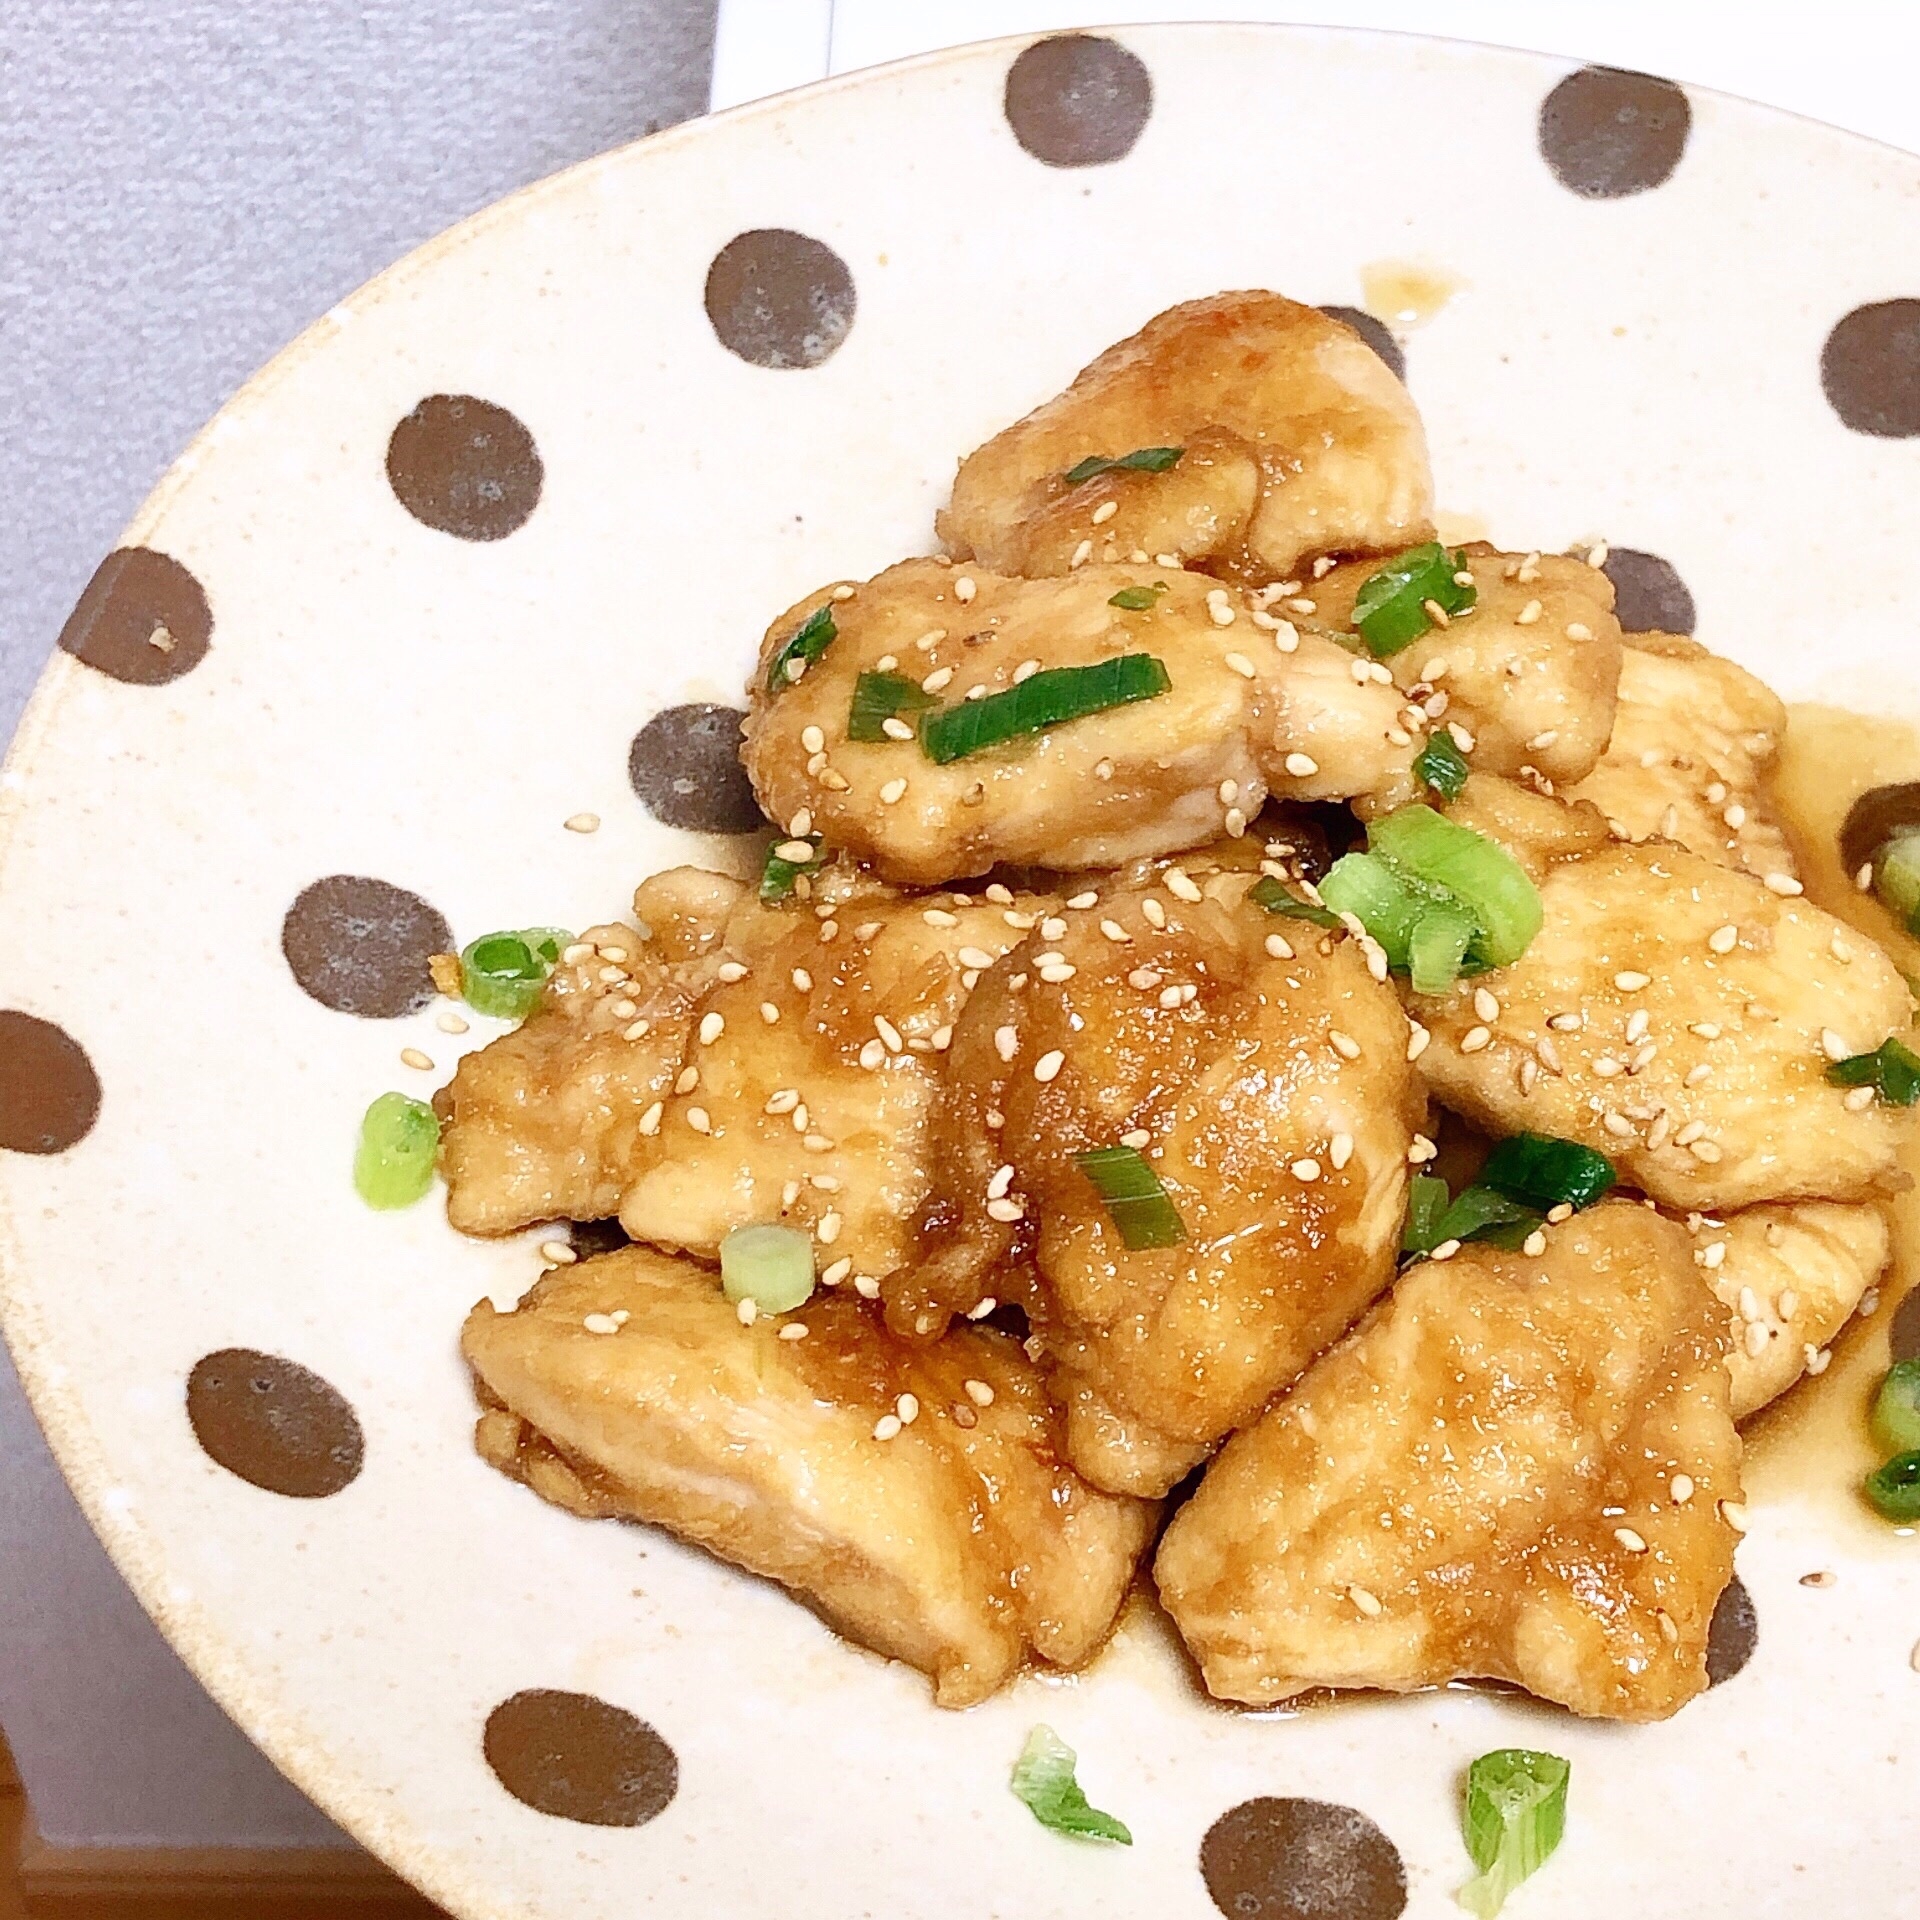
[447,293,1911,1719]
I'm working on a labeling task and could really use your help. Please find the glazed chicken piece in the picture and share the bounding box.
[940,292,1433,583]
[1413,790,1914,1211]
[619,876,1049,1282]
[462,1247,1154,1707]
[1299,545,1624,790]
[435,867,741,1233]
[742,558,1415,886]
[1569,631,1796,880]
[1701,1201,1889,1419]
[896,866,1421,1498]
[1156,1200,1743,1720]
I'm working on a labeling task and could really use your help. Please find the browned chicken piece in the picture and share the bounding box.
[1299,545,1624,790]
[1569,631,1796,880]
[897,866,1422,1498]
[1156,1200,1743,1720]
[435,867,743,1233]
[940,293,1432,583]
[1701,1201,1889,1418]
[462,1247,1155,1708]
[1413,788,1914,1211]
[620,878,1051,1283]
[742,559,1414,887]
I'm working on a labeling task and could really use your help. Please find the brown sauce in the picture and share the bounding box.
[1358,258,1463,333]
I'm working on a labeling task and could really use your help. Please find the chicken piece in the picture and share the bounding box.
[742,558,1413,886]
[940,293,1432,583]
[1300,545,1623,789]
[1569,632,1795,879]
[1156,1200,1742,1720]
[1702,1201,1889,1418]
[462,1247,1154,1707]
[898,867,1421,1497]
[1415,830,1914,1210]
[435,868,743,1233]
[619,878,1048,1281]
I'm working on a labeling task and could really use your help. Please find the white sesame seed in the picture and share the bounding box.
[1565,622,1594,642]
[1527,731,1560,751]
[1764,872,1803,896]
[1329,1132,1354,1171]
[1329,1030,1361,1060]
[774,839,815,863]
[1515,598,1543,625]
[873,1413,903,1441]
[801,724,826,754]
[1820,1027,1851,1062]
[1033,1049,1066,1084]
[759,1002,780,1025]
[1460,1026,1492,1054]
[1349,1585,1383,1618]
[1708,924,1738,956]
[1845,1084,1878,1111]
[399,1046,433,1071]
[1066,891,1100,910]
[816,1210,842,1246]
[1691,1022,1721,1040]
[1069,539,1094,569]
[1430,1239,1462,1261]
[1546,1202,1573,1223]
[736,1296,759,1326]
[1292,1158,1322,1182]
[1408,1135,1438,1164]
[879,777,909,805]
[1668,1474,1694,1505]
[1805,1345,1832,1375]
[637,1101,663,1135]
[435,1010,470,1035]
[879,715,916,742]
[1614,971,1651,992]
[1625,1009,1650,1045]
[1407,1023,1431,1062]
[859,1038,887,1070]
[1615,1527,1648,1553]
[1264,932,1294,960]
[1090,499,1118,525]
[675,1066,700,1095]
[986,1197,1026,1223]
[582,1312,620,1335]
[564,812,600,834]
[1447,722,1475,753]
[1473,987,1500,1024]
[896,1392,920,1426]
[696,1011,725,1046]
[1284,752,1319,778]
[1522,1230,1547,1257]
[954,576,976,603]
[686,1106,712,1134]
[1743,1320,1770,1358]
[1689,1138,1723,1163]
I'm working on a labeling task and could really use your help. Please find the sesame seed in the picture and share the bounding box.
[1034,1050,1066,1083]
[1068,539,1094,569]
[715,962,748,985]
[1690,1022,1721,1040]
[1473,987,1500,1023]
[1670,1474,1694,1504]
[1603,1111,1636,1139]
[1522,1230,1547,1256]
[1329,1133,1354,1170]
[564,812,600,833]
[1284,752,1319,778]
[1422,598,1450,629]
[1614,971,1651,992]
[1349,1585,1383,1618]
[1100,919,1132,944]
[686,1106,712,1134]
[582,1312,620,1335]
[1820,1027,1851,1061]
[879,777,908,805]
[1406,1023,1431,1062]
[879,716,916,742]
[1067,891,1100,910]
[1516,598,1543,625]
[1689,1138,1723,1163]
[1708,924,1738,955]
[897,1392,920,1426]
[1548,1011,1584,1031]
[1430,1239,1462,1261]
[1779,1289,1800,1321]
[637,1101,664,1135]
[1090,499,1118,525]
[1120,1129,1151,1150]
[954,576,976,603]
[399,1046,433,1071]
[1329,1030,1361,1060]
[736,1296,760,1327]
[774,839,816,863]
[1264,933,1294,960]
[1565,622,1593,641]
[1291,1158,1322,1182]
[1806,1345,1833,1375]
[817,1211,842,1245]
[873,1413,903,1441]
[1593,1056,1623,1079]
[1845,1084,1877,1111]
[986,1197,1026,1223]
[759,1001,780,1024]
[675,1066,700,1094]
[435,1010,470,1036]
[1546,1203,1573,1224]
[801,724,826,754]
[1686,1063,1712,1087]
[859,1038,886,1070]
[1408,1135,1438,1164]
[1763,872,1803,896]
[1614,1527,1648,1553]
[923,910,960,932]
[1447,722,1475,753]
[1011,658,1041,686]
[1720,1499,1749,1533]
[1527,731,1560,752]
[1460,1026,1492,1054]
[1625,1009,1650,1044]
[994,1026,1019,1062]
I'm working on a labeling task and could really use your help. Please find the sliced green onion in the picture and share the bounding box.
[1457,1749,1570,1918]
[1414,728,1471,801]
[920,655,1170,765]
[847,670,935,743]
[1873,832,1920,932]
[1010,1726,1132,1845]
[1248,873,1344,929]
[1368,804,1542,967]
[1075,1145,1186,1250]
[1352,542,1477,657]
[354,1092,440,1210]
[1408,901,1478,996]
[719,1224,816,1315]
[1108,583,1168,611]
[1438,1185,1540,1249]
[760,833,825,903]
[460,927,571,1021]
[1864,1449,1920,1523]
[1063,446,1183,486]
[1476,1133,1617,1212]
[1403,1173,1450,1254]
[1317,853,1426,962]
[1827,1037,1920,1106]
[1873,1359,1920,1454]
[765,603,837,692]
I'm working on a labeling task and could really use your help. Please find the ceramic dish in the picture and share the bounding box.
[5,25,1920,1919]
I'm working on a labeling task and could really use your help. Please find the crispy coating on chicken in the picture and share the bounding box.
[1155,1201,1742,1720]
[463,1247,1154,1706]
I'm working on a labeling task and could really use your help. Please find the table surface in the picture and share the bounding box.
[5,0,1917,1857]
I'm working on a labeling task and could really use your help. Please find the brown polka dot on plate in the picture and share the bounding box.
[1317,306,1405,384]
[0,1011,101,1154]
[1888,1287,1920,1364]
[57,547,211,686]
[628,704,763,833]
[386,395,543,540]
[704,231,855,371]
[1838,784,1920,877]
[1538,66,1690,199]
[1600,547,1695,634]
[483,1689,678,1826]
[1706,1573,1758,1686]
[1822,301,1920,437]
[186,1349,364,1498]
[1200,1797,1407,1920]
[1004,34,1152,168]
[282,875,452,1019]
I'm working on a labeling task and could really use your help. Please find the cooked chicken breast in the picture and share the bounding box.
[1156,1200,1742,1720]
[1414,830,1914,1210]
[939,293,1433,583]
[897,866,1421,1497]
[462,1248,1154,1707]
[742,559,1414,886]
[1569,631,1795,879]
[1702,1201,1890,1418]
[1300,545,1623,789]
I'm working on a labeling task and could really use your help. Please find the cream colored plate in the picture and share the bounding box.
[3,26,1919,1919]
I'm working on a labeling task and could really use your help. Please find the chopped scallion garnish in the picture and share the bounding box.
[1402,1173,1450,1254]
[919,655,1170,764]
[1075,1144,1185,1250]
[1108,582,1168,611]
[1457,1749,1570,1918]
[1874,1359,1920,1454]
[1865,1449,1920,1523]
[847,670,935,742]
[719,1224,815,1314]
[1826,1036,1920,1106]
[460,928,571,1021]
[1408,900,1478,996]
[1352,542,1477,656]
[760,833,825,903]
[1248,874,1343,928]
[765,603,837,692]
[1063,446,1183,486]
[1368,804,1542,967]
[1476,1133,1617,1212]
[1436,1185,1539,1248]
[353,1092,439,1210]
[1872,832,1920,933]
[1415,728,1471,801]
[1318,853,1428,962]
[1010,1727,1132,1845]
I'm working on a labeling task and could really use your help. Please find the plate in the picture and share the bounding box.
[4,25,1920,1919]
